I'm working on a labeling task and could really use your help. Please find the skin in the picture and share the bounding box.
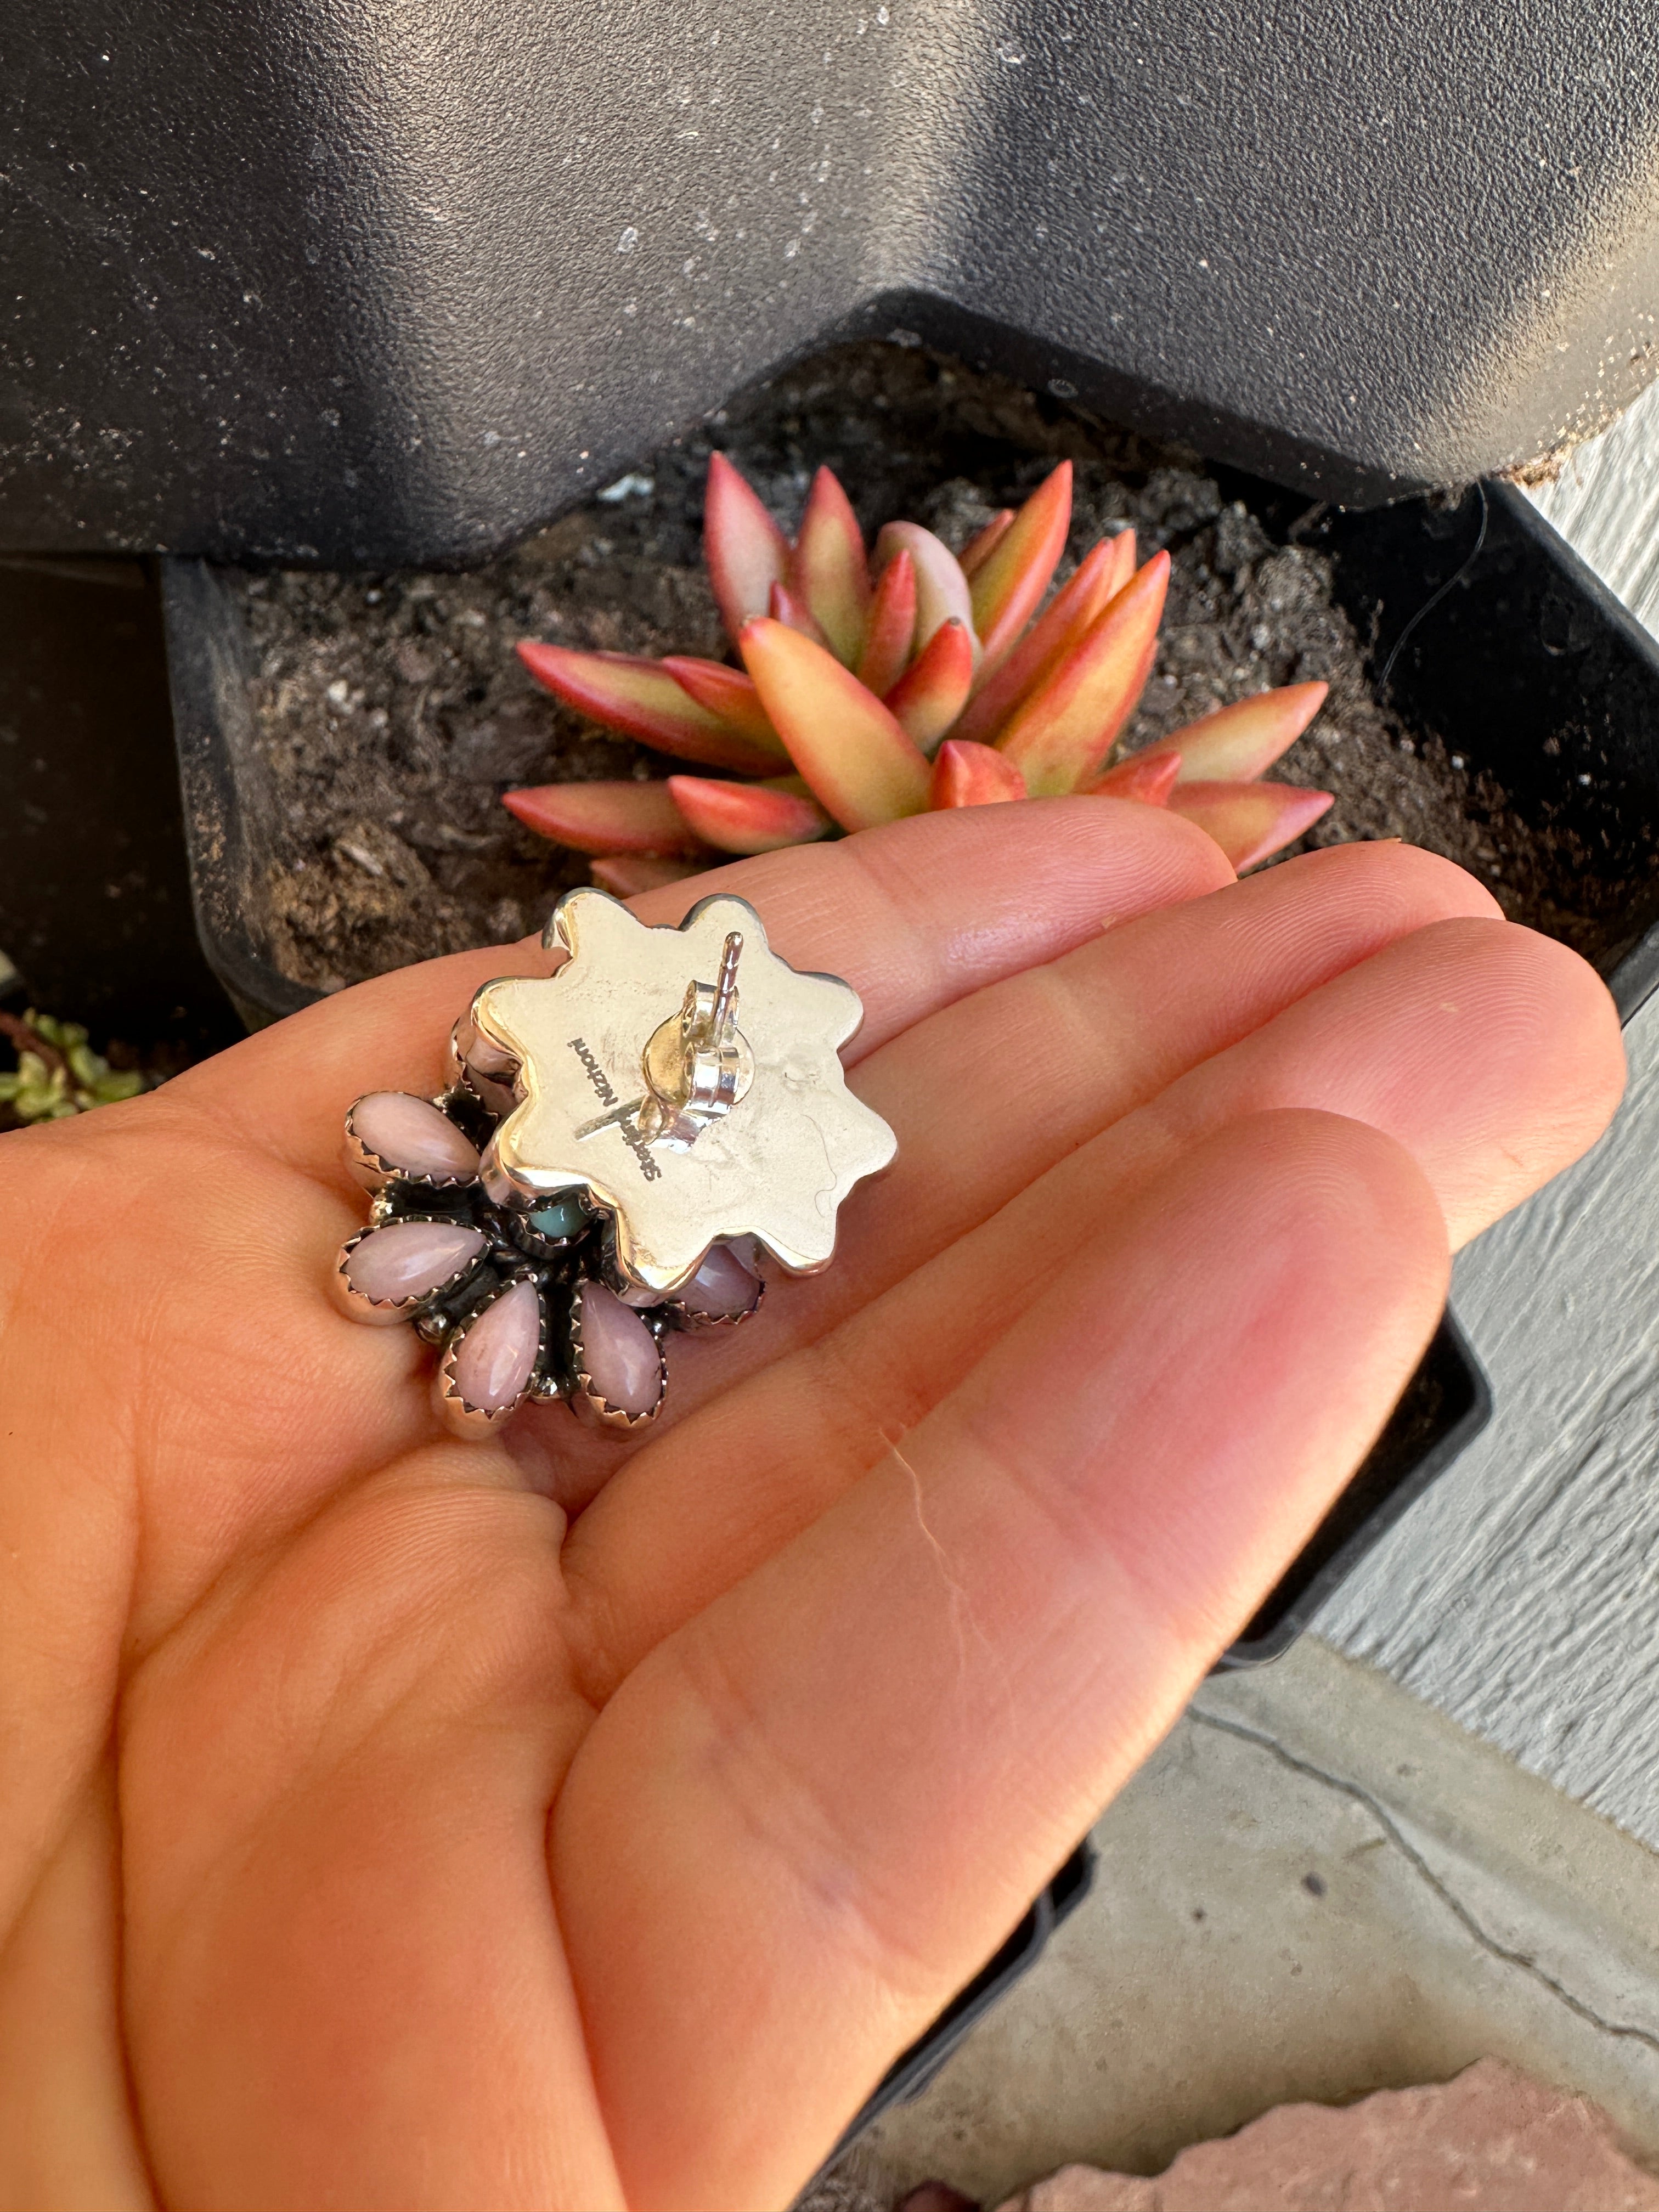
[0,798,1625,2212]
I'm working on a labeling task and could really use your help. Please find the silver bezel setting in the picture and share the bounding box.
[507,1195,600,1262]
[445,1019,522,1120]
[663,1262,766,1332]
[329,893,894,1440]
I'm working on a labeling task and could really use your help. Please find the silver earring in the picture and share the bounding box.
[331,889,897,1438]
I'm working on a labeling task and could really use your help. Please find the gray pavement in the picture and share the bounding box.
[867,1643,1659,2202]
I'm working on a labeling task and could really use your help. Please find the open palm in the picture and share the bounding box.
[0,800,1622,2210]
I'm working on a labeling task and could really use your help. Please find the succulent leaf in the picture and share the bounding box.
[590,854,704,896]
[1142,681,1330,785]
[517,641,780,774]
[856,547,918,698]
[958,510,1015,580]
[884,618,976,754]
[1104,527,1137,593]
[769,580,832,650]
[789,465,872,666]
[738,616,932,831]
[704,452,791,647]
[667,774,834,854]
[929,739,1028,809]
[995,550,1171,797]
[503,780,704,856]
[953,529,1135,747]
[1166,780,1334,871]
[660,656,790,760]
[872,521,980,668]
[1092,751,1182,804]
[968,460,1074,675]
[0,1007,144,1122]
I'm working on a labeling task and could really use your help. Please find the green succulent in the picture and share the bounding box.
[0,1011,144,1124]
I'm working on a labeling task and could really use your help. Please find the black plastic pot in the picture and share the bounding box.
[9,2,1659,560]
[0,555,242,1053]
[162,475,1659,1030]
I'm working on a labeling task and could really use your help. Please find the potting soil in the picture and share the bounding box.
[240,341,1626,994]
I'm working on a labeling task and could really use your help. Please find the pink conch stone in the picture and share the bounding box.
[676,1243,760,1318]
[450,1280,541,1412]
[346,1220,486,1306]
[578,1281,663,1415]
[352,1092,479,1180]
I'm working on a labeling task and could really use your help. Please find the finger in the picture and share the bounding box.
[510,838,1500,1512]
[66,799,1226,1623]
[633,839,1502,1391]
[565,912,1621,1688]
[1133,912,1626,1249]
[554,1112,1450,2210]
[7,788,1224,1678]
[0,1769,154,2210]
[177,799,1232,1169]
[122,1451,627,2212]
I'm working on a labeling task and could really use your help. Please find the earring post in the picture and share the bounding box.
[712,931,743,1036]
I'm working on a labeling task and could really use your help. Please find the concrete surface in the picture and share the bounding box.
[859,1642,1659,2205]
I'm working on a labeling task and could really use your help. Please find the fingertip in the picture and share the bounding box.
[1490,918,1627,1134]
[1398,916,1626,1219]
[1215,1105,1452,1306]
[1077,793,1240,901]
[1274,834,1506,923]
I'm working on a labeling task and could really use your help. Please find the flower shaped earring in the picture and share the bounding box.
[331,889,897,1438]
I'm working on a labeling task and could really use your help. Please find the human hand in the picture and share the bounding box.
[0,800,1623,2210]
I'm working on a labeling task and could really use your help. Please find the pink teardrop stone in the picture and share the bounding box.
[676,1243,760,1318]
[450,1280,541,1413]
[352,1092,479,1181]
[578,1281,663,1416]
[346,1219,486,1306]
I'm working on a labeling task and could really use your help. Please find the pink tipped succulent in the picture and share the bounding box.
[505,456,1335,880]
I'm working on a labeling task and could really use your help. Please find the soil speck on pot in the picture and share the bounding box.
[239,342,1630,995]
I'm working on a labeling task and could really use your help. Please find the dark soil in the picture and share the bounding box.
[240,340,1606,994]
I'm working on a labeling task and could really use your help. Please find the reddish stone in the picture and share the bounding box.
[993,2060,1659,2212]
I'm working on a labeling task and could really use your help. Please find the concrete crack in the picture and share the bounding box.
[1190,1707,1659,2057]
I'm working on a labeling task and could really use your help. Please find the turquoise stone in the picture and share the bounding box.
[528,1196,589,1242]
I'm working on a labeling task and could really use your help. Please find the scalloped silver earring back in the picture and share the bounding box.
[330,888,896,1440]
